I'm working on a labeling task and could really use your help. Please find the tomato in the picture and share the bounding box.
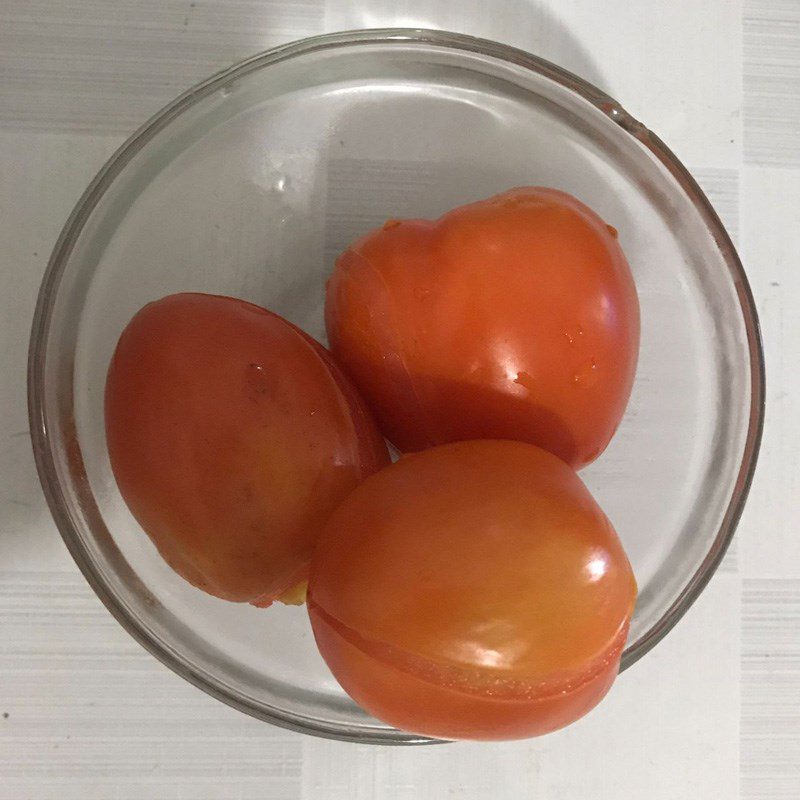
[325,187,640,469]
[105,293,389,606]
[307,440,637,741]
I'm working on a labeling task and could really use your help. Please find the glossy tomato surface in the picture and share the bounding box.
[105,293,389,606]
[308,440,637,740]
[325,187,640,469]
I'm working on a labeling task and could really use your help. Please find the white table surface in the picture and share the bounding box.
[1,2,797,798]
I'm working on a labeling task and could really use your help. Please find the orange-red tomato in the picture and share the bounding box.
[325,187,640,469]
[105,293,389,606]
[307,439,637,741]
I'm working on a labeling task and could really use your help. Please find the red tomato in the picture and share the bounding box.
[325,187,640,469]
[308,440,637,740]
[105,293,389,605]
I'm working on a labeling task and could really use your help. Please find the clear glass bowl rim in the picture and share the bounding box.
[27,27,765,744]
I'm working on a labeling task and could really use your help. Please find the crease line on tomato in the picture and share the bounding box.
[308,594,630,703]
[349,246,437,451]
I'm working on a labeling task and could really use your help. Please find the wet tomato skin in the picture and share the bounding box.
[325,187,640,469]
[105,292,389,606]
[307,439,637,741]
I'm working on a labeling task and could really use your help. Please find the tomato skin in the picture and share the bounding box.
[309,603,626,741]
[105,293,389,605]
[307,440,637,740]
[325,187,640,469]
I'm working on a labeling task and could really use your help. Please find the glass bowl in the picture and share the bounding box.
[28,29,764,744]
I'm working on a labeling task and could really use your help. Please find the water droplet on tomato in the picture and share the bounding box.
[245,363,272,400]
[573,358,598,386]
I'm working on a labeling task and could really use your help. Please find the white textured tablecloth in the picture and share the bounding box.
[1,2,797,798]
